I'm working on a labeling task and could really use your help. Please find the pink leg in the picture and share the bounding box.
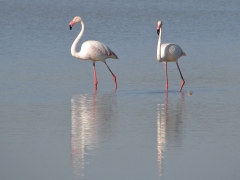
[165,62,168,90]
[104,62,117,89]
[92,62,98,89]
[176,62,185,92]
[165,91,168,117]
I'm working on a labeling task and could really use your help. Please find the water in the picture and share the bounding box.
[1,0,240,179]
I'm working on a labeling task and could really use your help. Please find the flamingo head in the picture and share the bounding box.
[69,16,82,30]
[157,21,162,35]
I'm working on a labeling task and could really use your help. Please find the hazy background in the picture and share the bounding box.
[0,0,240,179]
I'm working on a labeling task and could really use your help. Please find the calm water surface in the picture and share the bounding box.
[1,0,240,179]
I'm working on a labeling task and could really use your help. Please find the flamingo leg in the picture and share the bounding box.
[104,62,117,89]
[176,62,185,92]
[165,62,168,90]
[92,62,98,89]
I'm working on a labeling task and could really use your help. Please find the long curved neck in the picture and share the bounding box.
[71,21,84,58]
[157,27,162,61]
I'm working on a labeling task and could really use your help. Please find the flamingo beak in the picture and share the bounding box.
[156,23,161,35]
[157,23,162,35]
[69,21,75,30]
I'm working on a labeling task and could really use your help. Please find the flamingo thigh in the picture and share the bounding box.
[165,62,168,89]
[92,62,98,88]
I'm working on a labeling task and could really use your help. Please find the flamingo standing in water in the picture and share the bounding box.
[156,21,186,92]
[69,16,118,89]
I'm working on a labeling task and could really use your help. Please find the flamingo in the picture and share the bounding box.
[69,16,118,90]
[156,20,186,92]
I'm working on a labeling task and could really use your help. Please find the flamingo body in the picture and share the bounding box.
[158,43,186,62]
[76,40,118,61]
[69,16,118,89]
[156,21,186,92]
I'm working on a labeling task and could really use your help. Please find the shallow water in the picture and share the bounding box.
[1,0,240,179]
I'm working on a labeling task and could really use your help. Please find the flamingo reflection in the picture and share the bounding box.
[157,92,184,178]
[71,92,116,178]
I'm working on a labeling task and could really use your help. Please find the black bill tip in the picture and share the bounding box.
[69,25,72,30]
[157,29,159,35]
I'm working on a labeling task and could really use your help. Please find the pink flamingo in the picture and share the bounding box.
[156,21,186,92]
[69,16,118,90]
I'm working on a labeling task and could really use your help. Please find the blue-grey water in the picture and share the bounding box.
[1,0,240,179]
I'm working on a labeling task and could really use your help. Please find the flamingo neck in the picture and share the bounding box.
[71,21,84,58]
[157,27,162,62]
